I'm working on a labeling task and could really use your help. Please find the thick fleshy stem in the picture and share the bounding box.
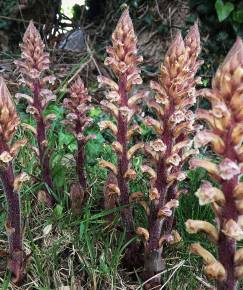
[0,164,25,283]
[0,78,28,283]
[218,177,238,289]
[77,140,86,190]
[117,77,134,236]
[33,81,53,206]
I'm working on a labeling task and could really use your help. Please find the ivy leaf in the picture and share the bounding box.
[58,131,77,152]
[233,5,243,24]
[215,0,234,22]
[85,129,105,164]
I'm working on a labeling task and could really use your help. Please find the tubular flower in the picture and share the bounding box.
[63,77,93,200]
[15,21,56,206]
[98,7,144,257]
[186,38,243,290]
[138,23,203,285]
[0,78,29,283]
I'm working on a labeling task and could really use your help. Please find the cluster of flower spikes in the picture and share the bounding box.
[15,21,56,206]
[63,76,93,196]
[98,7,147,236]
[135,23,203,278]
[0,77,29,283]
[186,38,243,290]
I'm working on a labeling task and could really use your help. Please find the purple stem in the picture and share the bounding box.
[75,119,86,194]
[117,77,134,237]
[0,143,24,282]
[217,125,238,290]
[218,176,238,290]
[33,81,54,206]
[77,140,86,191]
[144,108,175,283]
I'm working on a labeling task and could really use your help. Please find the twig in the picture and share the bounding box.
[0,15,42,26]
[155,0,164,20]
[193,273,215,289]
[85,38,102,76]
[135,260,185,290]
[159,260,185,289]
[67,57,92,85]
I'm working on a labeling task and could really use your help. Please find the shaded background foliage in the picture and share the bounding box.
[1,0,243,74]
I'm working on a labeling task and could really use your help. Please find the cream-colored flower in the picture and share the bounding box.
[195,181,225,205]
[170,110,186,124]
[119,106,133,119]
[150,139,167,153]
[222,219,243,241]
[149,188,159,200]
[194,130,225,153]
[219,158,240,180]
[0,151,13,163]
[167,153,181,166]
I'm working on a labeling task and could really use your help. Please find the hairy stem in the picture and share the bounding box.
[117,78,134,236]
[0,158,24,282]
[144,109,174,280]
[77,140,86,191]
[218,176,238,290]
[33,81,54,206]
[218,233,237,290]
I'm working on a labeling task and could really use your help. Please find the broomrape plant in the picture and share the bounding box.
[0,77,29,284]
[98,8,145,252]
[15,21,56,207]
[63,77,93,206]
[186,38,243,290]
[136,24,203,285]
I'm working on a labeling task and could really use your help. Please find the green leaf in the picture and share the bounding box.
[79,222,85,240]
[233,5,243,24]
[89,107,102,118]
[53,166,66,189]
[54,205,63,219]
[58,131,77,152]
[215,0,234,22]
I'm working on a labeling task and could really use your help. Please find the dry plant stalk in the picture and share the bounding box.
[186,38,243,290]
[15,21,56,206]
[137,24,202,285]
[0,77,29,283]
[98,8,144,243]
[63,76,93,203]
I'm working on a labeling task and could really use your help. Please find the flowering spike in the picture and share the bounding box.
[63,76,93,199]
[138,23,203,285]
[0,78,28,283]
[15,21,56,206]
[187,38,243,290]
[98,8,145,266]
